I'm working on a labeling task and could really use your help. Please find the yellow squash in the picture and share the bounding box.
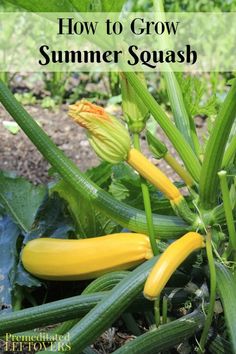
[144,232,205,300]
[127,148,182,203]
[22,233,153,280]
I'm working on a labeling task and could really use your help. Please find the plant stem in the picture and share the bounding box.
[133,134,159,256]
[222,135,236,167]
[199,80,236,210]
[218,171,236,258]
[164,152,194,187]
[199,231,216,352]
[154,297,161,328]
[162,296,168,324]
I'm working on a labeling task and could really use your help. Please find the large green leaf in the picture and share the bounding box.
[50,161,118,237]
[16,193,74,288]
[0,172,46,232]
[216,262,236,352]
[0,215,20,312]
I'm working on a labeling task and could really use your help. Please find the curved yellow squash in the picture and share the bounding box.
[144,232,205,300]
[22,233,153,280]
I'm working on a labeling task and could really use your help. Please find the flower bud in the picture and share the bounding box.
[69,100,131,164]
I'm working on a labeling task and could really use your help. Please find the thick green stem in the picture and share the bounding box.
[133,134,159,255]
[199,80,236,210]
[113,310,205,354]
[199,232,216,352]
[124,72,201,182]
[218,171,236,257]
[0,79,189,238]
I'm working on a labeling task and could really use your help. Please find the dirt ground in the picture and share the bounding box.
[0,102,205,185]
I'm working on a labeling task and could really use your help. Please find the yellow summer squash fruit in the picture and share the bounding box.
[22,233,153,280]
[144,232,205,300]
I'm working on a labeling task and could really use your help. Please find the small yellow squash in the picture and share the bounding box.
[144,232,205,300]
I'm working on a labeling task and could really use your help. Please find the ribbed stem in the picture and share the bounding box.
[113,310,205,354]
[222,135,236,167]
[199,80,236,209]
[218,171,236,257]
[133,134,159,255]
[199,231,216,352]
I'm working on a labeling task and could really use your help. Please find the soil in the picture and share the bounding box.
[0,102,205,185]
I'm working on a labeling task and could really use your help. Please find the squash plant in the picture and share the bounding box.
[0,2,236,354]
[0,67,235,352]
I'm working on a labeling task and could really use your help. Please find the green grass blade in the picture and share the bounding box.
[0,80,189,238]
[199,80,236,210]
[124,72,201,182]
[113,310,204,353]
[216,262,236,352]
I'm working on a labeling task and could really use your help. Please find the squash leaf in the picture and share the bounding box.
[0,172,46,232]
[0,215,20,312]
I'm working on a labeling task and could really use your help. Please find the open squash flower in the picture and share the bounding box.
[69,100,131,164]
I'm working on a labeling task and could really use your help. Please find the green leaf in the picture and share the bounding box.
[51,180,96,238]
[4,0,125,12]
[176,73,217,118]
[51,162,120,237]
[216,262,236,352]
[101,0,125,12]
[0,172,46,232]
[86,161,112,188]
[16,193,74,288]
[0,215,20,312]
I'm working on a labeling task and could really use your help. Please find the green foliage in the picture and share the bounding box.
[50,161,121,237]
[176,73,217,118]
[0,216,20,312]
[4,0,126,12]
[0,172,46,232]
